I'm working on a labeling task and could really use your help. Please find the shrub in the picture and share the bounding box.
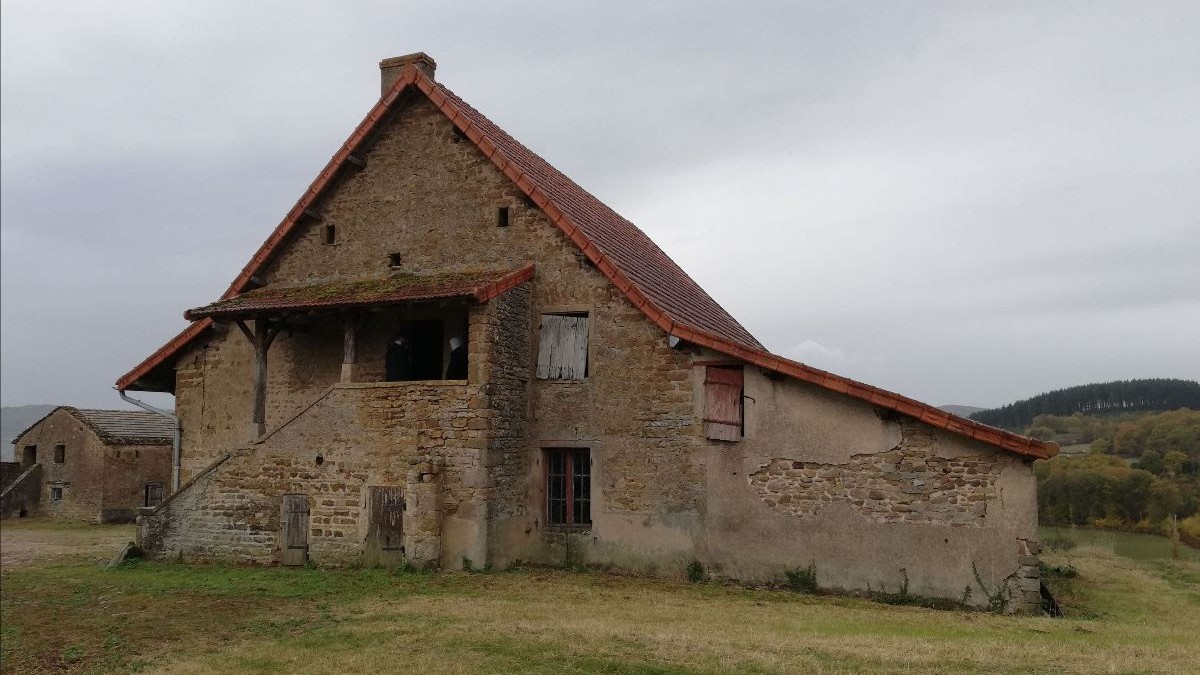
[785,563,818,594]
[1043,534,1077,552]
[1040,562,1078,579]
[685,559,705,583]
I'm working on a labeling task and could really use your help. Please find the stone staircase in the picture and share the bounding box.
[1,463,42,518]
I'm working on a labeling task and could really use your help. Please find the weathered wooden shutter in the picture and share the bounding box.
[537,314,589,379]
[280,494,310,566]
[704,366,744,441]
[364,486,405,567]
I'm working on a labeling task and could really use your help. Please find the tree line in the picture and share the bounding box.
[1035,408,1200,541]
[970,379,1200,430]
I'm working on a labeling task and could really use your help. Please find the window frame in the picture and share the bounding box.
[50,485,64,501]
[544,448,592,529]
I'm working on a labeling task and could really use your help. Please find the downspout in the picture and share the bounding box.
[116,388,181,492]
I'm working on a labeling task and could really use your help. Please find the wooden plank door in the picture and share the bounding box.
[364,486,405,567]
[280,494,310,566]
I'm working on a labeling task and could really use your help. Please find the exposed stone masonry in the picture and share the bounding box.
[749,421,1006,526]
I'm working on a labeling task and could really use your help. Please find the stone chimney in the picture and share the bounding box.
[379,52,436,96]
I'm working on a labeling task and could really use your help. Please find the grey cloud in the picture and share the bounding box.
[2,0,1198,411]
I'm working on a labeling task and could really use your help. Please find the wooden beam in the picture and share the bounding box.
[340,314,363,383]
[302,208,322,221]
[234,319,254,344]
[346,154,366,168]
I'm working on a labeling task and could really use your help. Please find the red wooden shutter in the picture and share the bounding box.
[704,366,744,441]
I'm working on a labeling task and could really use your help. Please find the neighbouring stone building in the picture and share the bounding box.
[117,53,1057,611]
[3,407,173,522]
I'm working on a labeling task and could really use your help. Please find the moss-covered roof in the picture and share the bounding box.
[184,265,533,320]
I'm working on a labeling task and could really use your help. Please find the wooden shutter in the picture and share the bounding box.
[537,314,589,379]
[280,494,310,566]
[704,366,744,441]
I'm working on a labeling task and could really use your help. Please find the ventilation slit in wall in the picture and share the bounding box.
[323,223,336,245]
[497,206,510,227]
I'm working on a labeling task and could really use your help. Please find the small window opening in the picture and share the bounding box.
[323,223,337,245]
[50,486,63,501]
[144,483,164,508]
[53,444,65,463]
[545,448,591,527]
[22,445,37,466]
[388,253,402,268]
[496,206,510,227]
[536,313,589,380]
[386,321,451,382]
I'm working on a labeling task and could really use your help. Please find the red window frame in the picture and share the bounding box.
[545,448,591,528]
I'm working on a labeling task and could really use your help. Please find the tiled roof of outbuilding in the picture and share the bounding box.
[115,57,1056,460]
[71,408,174,444]
[10,407,173,446]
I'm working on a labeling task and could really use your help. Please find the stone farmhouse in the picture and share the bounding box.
[116,53,1057,610]
[3,407,173,522]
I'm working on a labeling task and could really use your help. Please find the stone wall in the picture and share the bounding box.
[748,420,1005,526]
[141,375,490,566]
[14,409,106,521]
[698,362,1042,612]
[102,444,172,523]
[482,284,531,531]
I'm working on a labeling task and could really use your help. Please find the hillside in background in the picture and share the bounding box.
[970,379,1200,429]
[938,404,984,418]
[1031,408,1199,542]
[1,405,60,461]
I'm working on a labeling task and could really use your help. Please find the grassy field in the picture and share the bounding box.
[1,520,1197,674]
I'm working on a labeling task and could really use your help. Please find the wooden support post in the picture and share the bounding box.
[341,314,363,383]
[235,317,282,441]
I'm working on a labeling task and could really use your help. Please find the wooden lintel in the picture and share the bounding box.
[346,154,366,168]
[303,208,322,221]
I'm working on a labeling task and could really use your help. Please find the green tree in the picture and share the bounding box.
[1164,450,1188,477]
[1149,481,1183,523]
[1114,470,1154,522]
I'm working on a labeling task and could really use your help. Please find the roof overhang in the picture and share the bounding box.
[184,265,534,321]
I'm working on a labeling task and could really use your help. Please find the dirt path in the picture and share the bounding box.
[0,520,135,568]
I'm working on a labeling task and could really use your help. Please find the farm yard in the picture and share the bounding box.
[1,520,1197,674]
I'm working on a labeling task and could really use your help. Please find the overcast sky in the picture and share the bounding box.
[2,0,1198,412]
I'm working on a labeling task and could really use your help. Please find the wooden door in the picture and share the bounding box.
[364,486,405,567]
[280,494,310,566]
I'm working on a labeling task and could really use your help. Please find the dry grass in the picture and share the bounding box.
[0,519,135,569]
[1,523,1197,674]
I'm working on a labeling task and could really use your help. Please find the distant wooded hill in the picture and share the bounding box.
[938,405,985,418]
[969,379,1200,430]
